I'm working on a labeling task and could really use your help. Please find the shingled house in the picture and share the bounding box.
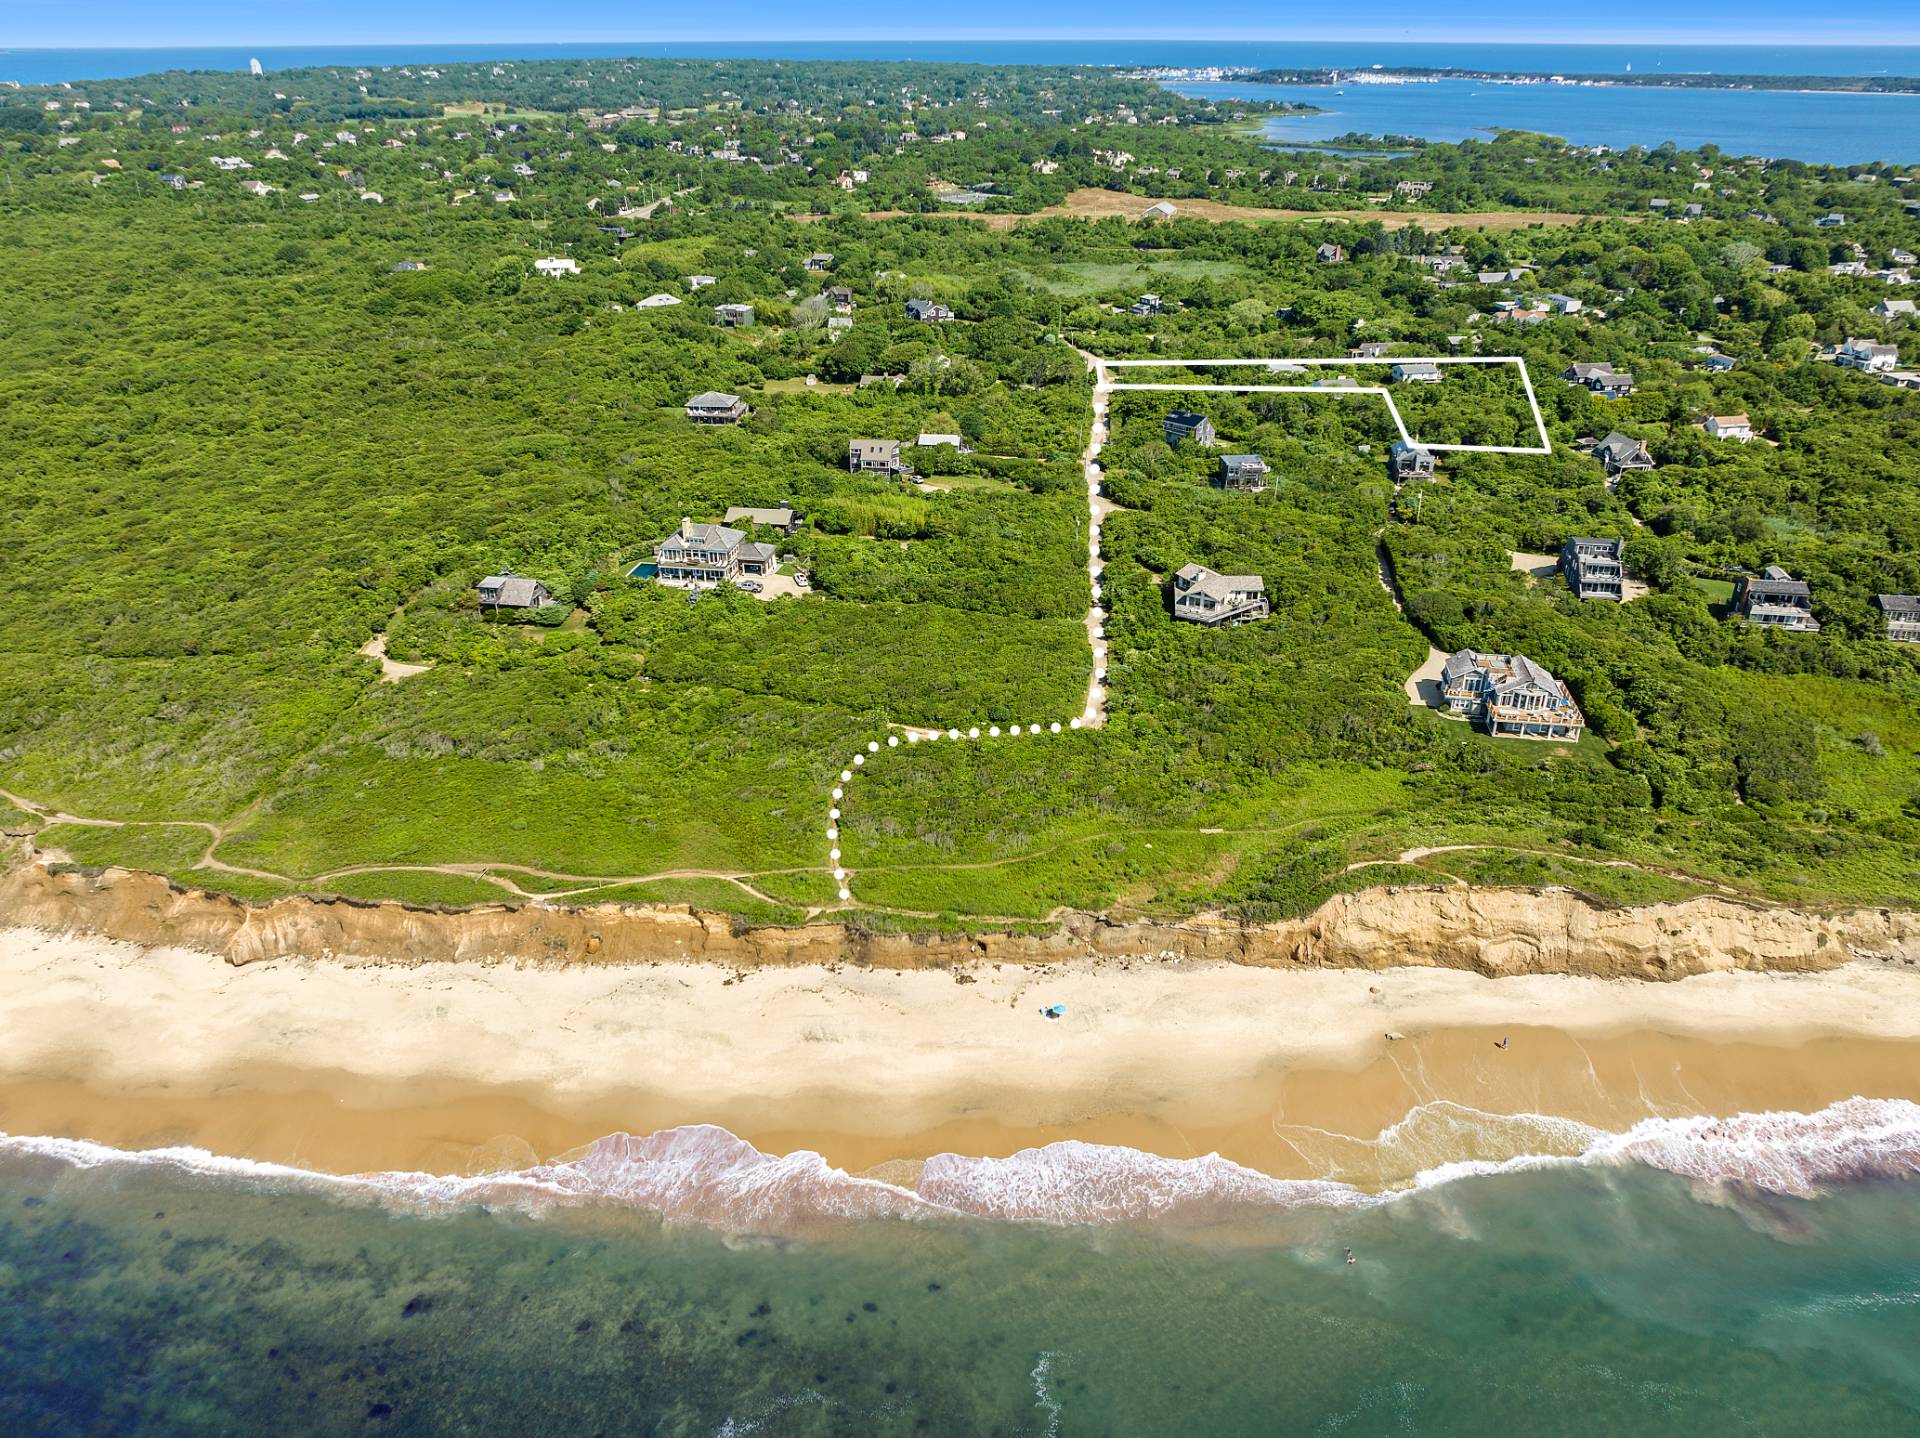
[1171,564,1268,626]
[1391,361,1443,384]
[1875,593,1920,642]
[1164,410,1216,447]
[713,302,755,328]
[848,438,904,473]
[905,298,954,322]
[1438,650,1586,741]
[653,519,778,589]
[1216,454,1271,492]
[1389,439,1435,481]
[476,572,553,610]
[685,391,749,424]
[1560,537,1627,601]
[1562,362,1634,398]
[1733,566,1820,631]
[1592,431,1654,475]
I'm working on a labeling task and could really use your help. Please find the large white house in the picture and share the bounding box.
[652,519,778,589]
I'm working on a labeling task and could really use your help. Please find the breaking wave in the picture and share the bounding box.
[5,1098,1917,1236]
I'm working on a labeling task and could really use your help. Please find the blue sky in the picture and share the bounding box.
[6,2,1915,47]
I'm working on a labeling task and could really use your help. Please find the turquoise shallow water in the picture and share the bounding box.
[3,1130,1918,1435]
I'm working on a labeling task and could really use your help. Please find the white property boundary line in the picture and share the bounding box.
[1103,355,1553,455]
[823,352,1549,908]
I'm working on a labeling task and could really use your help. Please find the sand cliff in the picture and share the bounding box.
[3,858,1914,979]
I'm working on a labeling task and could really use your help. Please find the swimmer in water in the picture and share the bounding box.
[1344,1248,1355,1266]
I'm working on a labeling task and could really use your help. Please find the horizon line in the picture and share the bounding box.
[8,37,1920,52]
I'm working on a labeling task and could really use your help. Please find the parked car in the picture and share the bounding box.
[737,579,763,594]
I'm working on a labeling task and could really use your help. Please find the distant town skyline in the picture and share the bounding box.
[7,3,1917,50]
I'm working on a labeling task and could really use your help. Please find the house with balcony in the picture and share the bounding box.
[685,391,749,424]
[1837,336,1899,372]
[1438,650,1586,741]
[848,438,904,473]
[1389,439,1435,481]
[1216,454,1271,492]
[1732,566,1820,631]
[1170,564,1268,626]
[1875,594,1920,642]
[713,302,755,328]
[652,519,778,589]
[1591,431,1654,475]
[1560,536,1627,601]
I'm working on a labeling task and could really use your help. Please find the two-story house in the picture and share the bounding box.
[1875,594,1920,643]
[1389,439,1435,481]
[1438,650,1587,741]
[1562,362,1634,398]
[1591,431,1654,475]
[653,519,778,589]
[1164,410,1216,447]
[1216,454,1271,492]
[1732,566,1820,631]
[1838,336,1899,372]
[1170,564,1268,626]
[849,439,904,473]
[1560,537,1627,602]
[685,391,749,424]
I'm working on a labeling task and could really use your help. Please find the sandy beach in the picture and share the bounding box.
[4,926,1920,1188]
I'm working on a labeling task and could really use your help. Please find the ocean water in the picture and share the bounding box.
[3,1102,1919,1435]
[1178,79,1920,165]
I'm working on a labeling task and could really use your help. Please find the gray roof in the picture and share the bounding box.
[724,506,795,528]
[662,521,747,550]
[1876,593,1920,616]
[687,390,741,408]
[1174,563,1264,603]
[477,574,547,607]
[1443,648,1569,698]
[1594,430,1651,462]
[1744,567,1811,598]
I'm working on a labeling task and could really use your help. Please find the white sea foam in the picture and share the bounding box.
[5,1098,1917,1236]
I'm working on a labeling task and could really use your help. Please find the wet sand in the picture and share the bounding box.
[4,927,1919,1187]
